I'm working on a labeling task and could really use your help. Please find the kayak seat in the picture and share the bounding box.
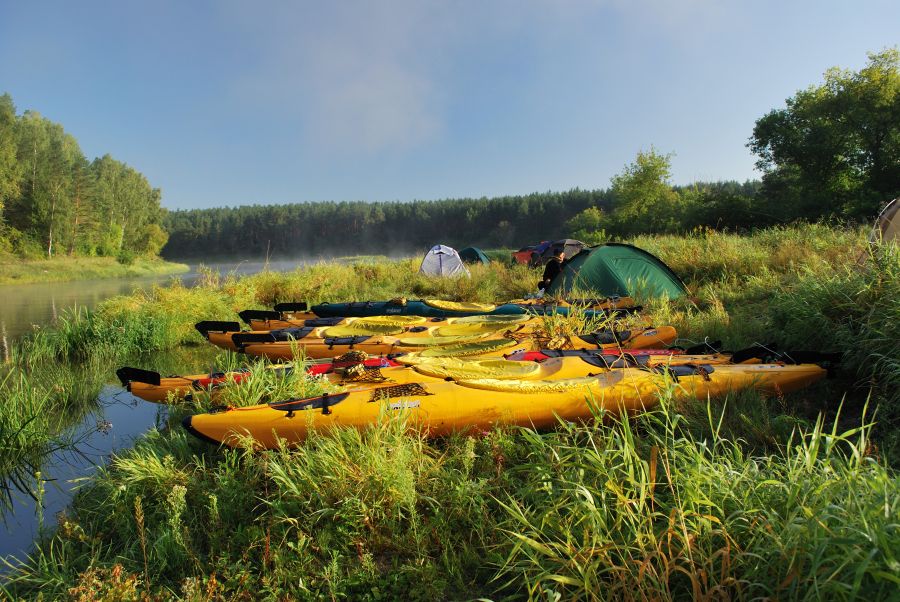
[324,336,372,348]
[270,392,349,417]
[271,327,316,341]
[578,330,631,346]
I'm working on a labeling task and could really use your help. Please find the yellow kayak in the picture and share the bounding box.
[202,314,535,352]
[236,326,678,361]
[240,297,639,330]
[120,350,693,404]
[183,363,826,449]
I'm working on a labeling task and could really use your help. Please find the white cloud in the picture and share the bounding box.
[221,1,451,154]
[218,0,734,155]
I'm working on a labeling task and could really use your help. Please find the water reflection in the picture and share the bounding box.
[0,346,220,565]
[0,387,167,563]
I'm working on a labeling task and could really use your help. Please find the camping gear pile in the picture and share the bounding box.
[513,239,586,266]
[117,242,837,450]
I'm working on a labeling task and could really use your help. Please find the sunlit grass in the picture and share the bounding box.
[0,256,188,285]
[4,394,897,599]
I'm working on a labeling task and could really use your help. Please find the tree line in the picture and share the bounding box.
[572,49,897,240]
[0,94,167,261]
[161,177,767,260]
[162,190,610,258]
[164,49,897,259]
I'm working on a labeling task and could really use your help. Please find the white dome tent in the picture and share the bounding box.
[418,245,470,277]
[871,198,899,245]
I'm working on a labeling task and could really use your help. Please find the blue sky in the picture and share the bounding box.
[1,1,897,210]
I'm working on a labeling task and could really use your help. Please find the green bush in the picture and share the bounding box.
[116,249,137,265]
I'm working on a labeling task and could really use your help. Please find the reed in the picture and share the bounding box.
[0,357,108,514]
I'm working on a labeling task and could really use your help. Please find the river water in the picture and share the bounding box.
[0,259,310,341]
[1,386,170,564]
[0,259,307,564]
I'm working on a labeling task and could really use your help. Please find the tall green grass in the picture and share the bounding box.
[195,355,336,410]
[4,396,896,599]
[0,355,111,513]
[494,398,898,600]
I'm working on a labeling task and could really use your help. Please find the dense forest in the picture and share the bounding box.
[0,94,166,262]
[163,49,898,259]
[163,190,611,258]
[161,181,760,259]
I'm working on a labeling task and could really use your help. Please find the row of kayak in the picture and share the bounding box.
[194,314,679,359]
[240,296,640,329]
[116,297,838,449]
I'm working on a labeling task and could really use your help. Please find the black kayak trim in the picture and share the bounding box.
[273,302,309,313]
[238,309,281,325]
[195,321,242,338]
[116,366,162,388]
[182,415,225,446]
[270,392,350,417]
[232,332,277,351]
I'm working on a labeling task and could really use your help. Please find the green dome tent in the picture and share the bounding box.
[459,247,490,265]
[547,243,687,299]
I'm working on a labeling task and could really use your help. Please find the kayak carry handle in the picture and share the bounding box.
[273,302,308,313]
[195,321,242,338]
[270,392,349,417]
[238,309,281,325]
[116,366,161,388]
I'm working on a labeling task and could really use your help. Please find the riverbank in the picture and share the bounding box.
[2,224,898,599]
[0,256,189,286]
